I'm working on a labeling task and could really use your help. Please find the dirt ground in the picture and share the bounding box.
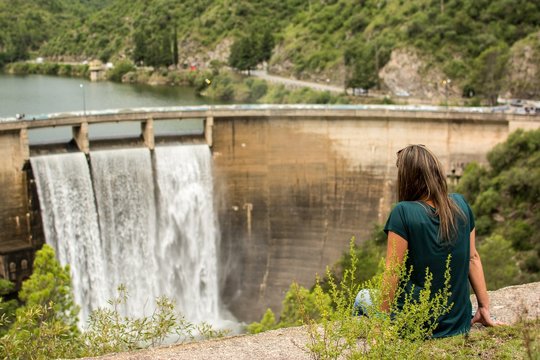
[84,282,540,360]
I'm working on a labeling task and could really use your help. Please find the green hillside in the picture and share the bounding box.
[0,0,107,64]
[39,0,305,64]
[1,0,540,101]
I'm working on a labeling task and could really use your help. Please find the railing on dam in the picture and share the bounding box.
[1,104,537,153]
[0,103,537,127]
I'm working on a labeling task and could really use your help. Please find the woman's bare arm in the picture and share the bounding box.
[469,228,500,326]
[381,231,408,312]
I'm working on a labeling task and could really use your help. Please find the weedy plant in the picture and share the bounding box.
[83,284,229,356]
[0,245,228,359]
[295,238,453,360]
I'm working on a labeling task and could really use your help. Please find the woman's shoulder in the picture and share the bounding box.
[391,200,428,216]
[449,193,469,205]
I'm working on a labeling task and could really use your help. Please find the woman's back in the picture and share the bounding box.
[384,193,475,337]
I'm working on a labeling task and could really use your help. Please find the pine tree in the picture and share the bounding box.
[0,245,82,359]
[229,36,258,75]
[0,279,18,336]
[173,25,179,68]
[17,244,79,334]
[258,29,274,63]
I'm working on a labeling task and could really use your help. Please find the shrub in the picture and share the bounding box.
[57,64,73,76]
[0,246,228,358]
[81,285,203,355]
[246,78,268,101]
[107,60,136,82]
[301,240,453,359]
[478,234,519,290]
[0,280,18,337]
[0,244,81,359]
[247,308,277,334]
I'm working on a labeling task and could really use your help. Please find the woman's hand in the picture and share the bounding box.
[471,306,503,327]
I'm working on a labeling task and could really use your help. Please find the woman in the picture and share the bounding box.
[380,144,498,338]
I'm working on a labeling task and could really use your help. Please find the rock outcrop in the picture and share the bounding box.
[378,48,460,103]
[503,31,540,99]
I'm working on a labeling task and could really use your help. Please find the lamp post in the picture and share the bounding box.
[442,78,451,107]
[80,84,86,116]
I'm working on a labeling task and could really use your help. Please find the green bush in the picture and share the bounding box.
[58,64,73,76]
[0,244,81,359]
[301,240,453,359]
[245,78,268,101]
[0,280,18,337]
[458,128,540,285]
[246,308,276,334]
[107,60,135,82]
[478,234,519,290]
[0,245,228,359]
[4,62,89,78]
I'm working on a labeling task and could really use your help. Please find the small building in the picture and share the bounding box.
[89,60,106,82]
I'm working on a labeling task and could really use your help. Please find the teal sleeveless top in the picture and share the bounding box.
[384,193,475,338]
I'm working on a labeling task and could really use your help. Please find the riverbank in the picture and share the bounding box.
[2,61,368,106]
[83,282,540,360]
[5,60,494,107]
[4,61,89,78]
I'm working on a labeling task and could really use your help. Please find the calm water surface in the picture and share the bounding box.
[0,73,221,119]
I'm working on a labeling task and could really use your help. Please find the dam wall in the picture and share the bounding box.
[0,105,538,321]
[212,111,519,320]
[0,129,35,286]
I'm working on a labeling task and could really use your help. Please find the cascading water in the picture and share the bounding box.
[154,145,220,323]
[31,144,225,327]
[90,148,160,317]
[30,153,106,323]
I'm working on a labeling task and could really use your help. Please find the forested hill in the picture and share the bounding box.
[2,0,540,102]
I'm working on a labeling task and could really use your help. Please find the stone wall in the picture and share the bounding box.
[0,130,36,288]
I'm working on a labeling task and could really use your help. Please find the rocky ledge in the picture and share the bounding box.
[85,282,540,360]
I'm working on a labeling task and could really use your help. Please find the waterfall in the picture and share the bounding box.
[30,153,106,323]
[154,145,220,322]
[90,148,159,317]
[31,145,223,326]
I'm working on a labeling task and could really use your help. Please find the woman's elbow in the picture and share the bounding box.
[470,250,481,265]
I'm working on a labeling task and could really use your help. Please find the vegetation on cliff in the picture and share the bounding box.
[0,0,107,66]
[1,0,539,103]
[457,128,540,288]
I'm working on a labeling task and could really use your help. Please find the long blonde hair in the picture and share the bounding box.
[396,145,464,244]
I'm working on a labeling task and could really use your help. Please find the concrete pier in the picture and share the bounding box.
[141,118,155,150]
[72,122,90,153]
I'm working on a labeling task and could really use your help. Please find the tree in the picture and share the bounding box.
[258,29,274,63]
[472,44,509,105]
[0,279,18,337]
[343,38,392,91]
[457,129,540,286]
[17,244,79,334]
[173,25,179,67]
[132,30,147,65]
[0,245,82,359]
[229,36,258,75]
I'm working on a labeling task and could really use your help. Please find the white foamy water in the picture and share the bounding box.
[90,148,159,317]
[31,145,228,327]
[31,153,106,323]
[154,145,220,323]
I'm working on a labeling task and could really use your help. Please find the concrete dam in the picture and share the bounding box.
[0,104,538,323]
